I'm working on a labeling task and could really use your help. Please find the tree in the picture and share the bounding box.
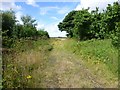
[1,10,17,48]
[90,7,106,39]
[58,1,120,42]
[2,10,50,48]
[2,10,16,38]
[58,10,77,37]
[105,2,120,37]
[73,8,92,40]
[37,30,49,38]
[21,15,37,38]
[21,15,37,28]
[111,21,120,48]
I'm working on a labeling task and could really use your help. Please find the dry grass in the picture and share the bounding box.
[2,39,52,88]
[2,38,118,88]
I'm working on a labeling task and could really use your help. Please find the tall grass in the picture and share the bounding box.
[65,39,118,76]
[2,39,53,88]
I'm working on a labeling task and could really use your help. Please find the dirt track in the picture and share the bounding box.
[40,38,117,88]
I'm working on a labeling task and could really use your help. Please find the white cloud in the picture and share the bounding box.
[57,7,70,14]
[26,0,39,7]
[1,2,22,11]
[74,3,81,11]
[40,21,66,37]
[39,6,70,15]
[39,10,47,15]
[39,6,59,15]
[45,23,66,37]
[15,11,23,24]
[51,16,59,20]
[36,22,45,30]
[75,0,118,12]
[1,2,23,24]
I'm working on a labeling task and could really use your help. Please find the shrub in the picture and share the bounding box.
[111,22,120,48]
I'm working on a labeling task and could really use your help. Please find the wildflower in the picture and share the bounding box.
[27,75,32,79]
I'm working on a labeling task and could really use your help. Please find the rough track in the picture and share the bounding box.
[41,38,117,88]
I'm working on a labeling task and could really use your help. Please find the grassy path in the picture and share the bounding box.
[40,38,117,88]
[3,38,118,88]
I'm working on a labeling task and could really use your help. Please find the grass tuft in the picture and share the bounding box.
[65,39,118,76]
[2,39,52,88]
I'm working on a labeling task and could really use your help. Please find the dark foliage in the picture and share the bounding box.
[58,2,120,47]
[1,10,49,48]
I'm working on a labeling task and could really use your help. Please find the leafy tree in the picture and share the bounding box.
[1,10,17,48]
[2,10,50,48]
[73,8,92,40]
[16,24,23,39]
[111,21,120,48]
[58,1,120,44]
[58,10,77,37]
[105,2,120,37]
[37,29,49,39]
[21,15,37,28]
[2,10,16,38]
[21,15,37,38]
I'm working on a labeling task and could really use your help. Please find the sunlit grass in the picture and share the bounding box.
[65,39,118,75]
[2,38,118,88]
[64,39,118,87]
[79,39,118,75]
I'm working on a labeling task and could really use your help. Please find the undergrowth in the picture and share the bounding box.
[2,39,53,88]
[65,39,118,76]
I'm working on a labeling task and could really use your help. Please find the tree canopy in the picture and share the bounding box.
[1,10,49,48]
[58,1,120,47]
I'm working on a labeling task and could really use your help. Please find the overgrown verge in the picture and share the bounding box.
[65,39,118,76]
[2,39,53,88]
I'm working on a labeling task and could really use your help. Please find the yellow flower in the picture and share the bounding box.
[27,75,32,79]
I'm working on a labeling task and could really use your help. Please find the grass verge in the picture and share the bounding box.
[2,39,53,88]
[64,39,118,83]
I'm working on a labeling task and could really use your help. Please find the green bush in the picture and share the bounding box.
[111,22,120,48]
[2,10,50,48]
[58,2,120,41]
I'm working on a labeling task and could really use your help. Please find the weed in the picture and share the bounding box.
[2,39,52,88]
[65,39,118,76]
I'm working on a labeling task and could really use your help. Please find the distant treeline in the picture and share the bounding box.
[58,2,120,48]
[1,10,49,48]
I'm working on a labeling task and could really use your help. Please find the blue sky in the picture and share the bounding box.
[1,0,118,37]
[15,2,79,24]
[16,2,79,37]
